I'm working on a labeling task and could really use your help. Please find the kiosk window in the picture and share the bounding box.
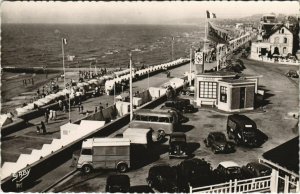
[199,81,217,99]
[220,86,227,103]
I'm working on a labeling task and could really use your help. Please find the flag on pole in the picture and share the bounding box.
[62,38,67,45]
[206,11,210,19]
[212,13,217,18]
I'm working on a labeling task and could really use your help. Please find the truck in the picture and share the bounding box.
[76,138,131,173]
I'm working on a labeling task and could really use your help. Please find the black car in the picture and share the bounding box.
[241,162,272,179]
[204,132,235,154]
[105,174,130,193]
[146,164,179,193]
[180,86,195,96]
[213,161,243,183]
[176,158,214,191]
[286,70,299,78]
[227,114,268,147]
[169,132,188,158]
[163,99,196,113]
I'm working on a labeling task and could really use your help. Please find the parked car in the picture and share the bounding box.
[286,70,299,78]
[160,107,189,123]
[169,132,188,158]
[180,86,195,96]
[204,132,235,154]
[163,99,195,113]
[146,164,179,193]
[176,158,213,191]
[105,174,130,193]
[213,161,243,183]
[241,162,272,179]
[227,114,268,147]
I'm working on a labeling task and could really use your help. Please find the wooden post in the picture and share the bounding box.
[234,179,238,193]
[284,175,289,193]
[270,169,279,193]
[296,181,299,193]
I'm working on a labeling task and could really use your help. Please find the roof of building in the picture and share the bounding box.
[197,71,236,77]
[219,79,256,84]
[263,24,292,39]
[263,136,299,175]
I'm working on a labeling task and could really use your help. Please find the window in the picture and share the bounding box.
[81,149,92,155]
[149,116,158,122]
[140,115,148,121]
[283,47,287,54]
[281,28,284,34]
[220,86,227,103]
[199,81,217,99]
[283,37,287,44]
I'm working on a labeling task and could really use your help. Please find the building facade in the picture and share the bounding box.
[251,25,293,59]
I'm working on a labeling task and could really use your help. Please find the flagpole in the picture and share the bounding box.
[171,37,174,61]
[62,38,66,88]
[216,44,219,71]
[129,52,133,121]
[189,46,192,85]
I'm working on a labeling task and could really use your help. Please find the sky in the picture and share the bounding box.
[1,1,299,24]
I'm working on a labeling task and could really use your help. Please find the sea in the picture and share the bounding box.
[1,24,204,107]
[2,24,205,69]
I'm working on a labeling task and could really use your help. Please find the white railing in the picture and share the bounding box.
[190,175,272,193]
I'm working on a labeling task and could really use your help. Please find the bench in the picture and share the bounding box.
[199,100,215,107]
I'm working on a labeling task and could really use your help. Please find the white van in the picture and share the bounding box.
[77,138,131,173]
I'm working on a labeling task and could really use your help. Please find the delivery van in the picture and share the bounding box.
[123,128,153,148]
[77,138,131,173]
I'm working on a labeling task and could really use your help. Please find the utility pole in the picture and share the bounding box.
[129,52,133,121]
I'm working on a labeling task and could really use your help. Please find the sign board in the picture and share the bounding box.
[12,168,31,182]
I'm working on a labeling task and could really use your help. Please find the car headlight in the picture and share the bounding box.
[245,139,248,142]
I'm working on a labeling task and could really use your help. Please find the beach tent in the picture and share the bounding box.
[39,98,52,104]
[60,122,80,137]
[16,107,28,116]
[0,114,13,127]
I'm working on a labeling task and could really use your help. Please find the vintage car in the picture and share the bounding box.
[163,99,196,113]
[204,132,235,154]
[227,114,268,147]
[286,70,299,78]
[105,174,130,193]
[176,158,214,191]
[180,86,195,96]
[146,164,179,193]
[169,132,188,158]
[241,162,272,179]
[213,161,243,183]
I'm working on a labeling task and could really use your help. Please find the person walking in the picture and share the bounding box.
[58,100,63,111]
[41,121,47,134]
[44,111,49,124]
[53,110,57,120]
[36,125,41,134]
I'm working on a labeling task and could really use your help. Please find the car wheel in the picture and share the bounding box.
[212,147,217,154]
[82,164,92,174]
[227,131,233,139]
[204,140,209,147]
[117,163,128,173]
